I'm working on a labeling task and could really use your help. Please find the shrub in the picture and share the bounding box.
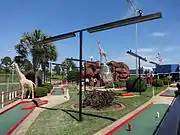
[114,81,121,88]
[161,78,172,85]
[152,79,164,87]
[41,83,53,93]
[126,77,147,92]
[105,81,126,88]
[120,81,126,87]
[25,70,42,86]
[35,87,48,97]
[104,83,113,88]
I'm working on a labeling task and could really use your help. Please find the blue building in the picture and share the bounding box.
[155,64,180,81]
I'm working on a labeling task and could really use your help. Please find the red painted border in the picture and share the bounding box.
[21,100,48,110]
[0,100,30,115]
[121,93,135,97]
[105,102,153,135]
[159,90,174,97]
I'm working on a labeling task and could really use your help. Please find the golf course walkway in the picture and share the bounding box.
[94,86,176,135]
[11,94,69,135]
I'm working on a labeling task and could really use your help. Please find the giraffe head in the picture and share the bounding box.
[11,62,17,67]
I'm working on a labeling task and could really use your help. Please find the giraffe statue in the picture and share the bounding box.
[98,41,108,63]
[12,62,36,99]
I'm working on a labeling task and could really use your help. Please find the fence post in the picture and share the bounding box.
[1,91,4,108]
[15,90,17,97]
[12,91,14,99]
[9,92,11,100]
[153,86,155,97]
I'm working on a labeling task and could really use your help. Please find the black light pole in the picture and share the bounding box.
[84,61,87,92]
[50,63,52,84]
[79,31,83,121]
[36,12,162,122]
[138,57,141,95]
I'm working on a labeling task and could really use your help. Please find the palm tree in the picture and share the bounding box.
[15,29,57,85]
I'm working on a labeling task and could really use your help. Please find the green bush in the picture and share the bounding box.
[161,78,172,85]
[152,79,164,87]
[35,87,48,97]
[105,83,113,88]
[126,77,147,92]
[25,70,42,86]
[104,81,126,88]
[114,81,121,88]
[42,83,53,93]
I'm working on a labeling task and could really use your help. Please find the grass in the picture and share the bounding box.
[26,86,167,135]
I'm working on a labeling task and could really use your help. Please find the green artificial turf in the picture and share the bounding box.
[162,89,175,96]
[112,104,169,135]
[51,88,63,95]
[0,103,30,135]
[26,86,167,135]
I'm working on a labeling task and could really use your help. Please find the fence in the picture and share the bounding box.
[0,74,19,83]
[0,89,20,109]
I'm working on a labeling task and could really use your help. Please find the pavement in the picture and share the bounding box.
[94,86,176,135]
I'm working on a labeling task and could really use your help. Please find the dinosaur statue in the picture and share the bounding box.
[12,62,36,99]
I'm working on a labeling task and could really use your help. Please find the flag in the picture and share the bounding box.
[156,53,163,62]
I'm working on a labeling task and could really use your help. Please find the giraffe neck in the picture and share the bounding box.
[14,64,26,80]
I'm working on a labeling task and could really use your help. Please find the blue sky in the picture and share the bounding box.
[0,0,180,69]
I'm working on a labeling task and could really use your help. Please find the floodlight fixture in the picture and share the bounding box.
[37,32,76,44]
[87,12,162,33]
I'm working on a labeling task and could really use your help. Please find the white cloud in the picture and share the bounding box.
[137,48,154,53]
[163,46,178,52]
[151,32,168,37]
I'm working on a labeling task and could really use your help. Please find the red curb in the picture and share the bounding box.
[121,93,135,97]
[0,101,31,115]
[105,102,153,135]
[21,100,48,110]
[5,107,35,135]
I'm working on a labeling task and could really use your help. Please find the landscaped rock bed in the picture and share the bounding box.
[72,102,125,112]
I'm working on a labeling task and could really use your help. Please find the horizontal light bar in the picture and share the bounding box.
[36,32,76,44]
[50,62,68,67]
[149,61,159,65]
[87,12,162,33]
[127,50,147,62]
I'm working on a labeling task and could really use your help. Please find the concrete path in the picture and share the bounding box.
[94,86,175,135]
[11,91,69,135]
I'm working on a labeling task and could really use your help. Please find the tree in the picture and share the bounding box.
[14,56,32,72]
[15,29,57,85]
[1,56,12,73]
[61,58,76,72]
[53,65,61,75]
[67,70,79,81]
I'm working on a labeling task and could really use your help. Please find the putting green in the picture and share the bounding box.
[112,104,169,135]
[51,88,63,95]
[161,90,175,97]
[0,103,31,135]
